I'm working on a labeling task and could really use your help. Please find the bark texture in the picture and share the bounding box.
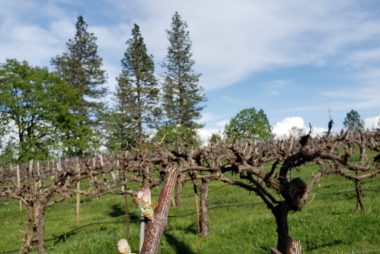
[140,167,179,254]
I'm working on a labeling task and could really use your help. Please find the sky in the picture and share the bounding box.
[1,0,380,142]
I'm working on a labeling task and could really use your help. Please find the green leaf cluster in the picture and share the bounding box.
[224,107,272,142]
[0,59,81,163]
[152,125,200,149]
[343,109,364,131]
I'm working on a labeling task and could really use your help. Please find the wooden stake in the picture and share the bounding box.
[16,164,22,211]
[139,217,145,253]
[200,179,209,237]
[50,160,55,186]
[76,159,81,220]
[36,161,41,190]
[193,184,201,234]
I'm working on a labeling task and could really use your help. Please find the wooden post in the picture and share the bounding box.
[200,179,209,237]
[50,160,55,186]
[76,159,81,220]
[92,157,101,200]
[193,183,201,234]
[57,158,61,172]
[140,167,179,254]
[139,217,145,253]
[36,161,41,190]
[16,164,23,211]
[122,160,130,238]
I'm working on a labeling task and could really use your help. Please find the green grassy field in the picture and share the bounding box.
[1,170,380,254]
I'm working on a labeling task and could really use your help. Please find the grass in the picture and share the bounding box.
[0,168,380,254]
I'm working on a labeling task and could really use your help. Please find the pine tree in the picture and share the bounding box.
[162,12,206,130]
[112,24,160,148]
[51,16,107,155]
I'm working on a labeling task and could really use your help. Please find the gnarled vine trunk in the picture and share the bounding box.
[272,202,292,254]
[19,202,46,254]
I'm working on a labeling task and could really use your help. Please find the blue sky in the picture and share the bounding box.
[1,0,380,141]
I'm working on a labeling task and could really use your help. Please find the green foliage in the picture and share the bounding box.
[102,110,133,152]
[51,16,107,155]
[0,59,80,162]
[209,133,222,144]
[224,107,272,142]
[162,12,206,130]
[152,125,200,149]
[108,24,160,150]
[0,141,16,167]
[343,109,364,131]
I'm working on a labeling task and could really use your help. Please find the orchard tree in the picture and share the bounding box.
[111,24,160,149]
[343,109,364,131]
[152,125,200,149]
[0,59,80,162]
[103,109,134,152]
[224,107,272,142]
[51,15,107,155]
[209,133,222,144]
[162,12,206,130]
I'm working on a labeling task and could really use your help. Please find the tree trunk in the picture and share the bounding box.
[125,193,130,237]
[35,203,46,254]
[140,167,179,254]
[200,179,209,237]
[19,202,46,254]
[19,208,34,254]
[355,180,364,212]
[272,202,292,254]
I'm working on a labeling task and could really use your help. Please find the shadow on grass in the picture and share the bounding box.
[305,239,343,251]
[51,220,122,245]
[0,220,123,254]
[165,232,195,254]
[258,239,344,253]
[108,204,140,222]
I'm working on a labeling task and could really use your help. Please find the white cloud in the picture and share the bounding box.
[124,0,380,90]
[272,117,305,137]
[215,120,229,128]
[261,79,293,96]
[0,0,379,135]
[364,115,380,130]
[272,116,326,138]
[2,0,380,93]
[343,47,380,68]
[197,128,222,145]
[197,112,228,144]
[321,67,380,110]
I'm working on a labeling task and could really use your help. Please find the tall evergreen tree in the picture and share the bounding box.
[162,12,206,130]
[51,16,107,155]
[111,24,160,148]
